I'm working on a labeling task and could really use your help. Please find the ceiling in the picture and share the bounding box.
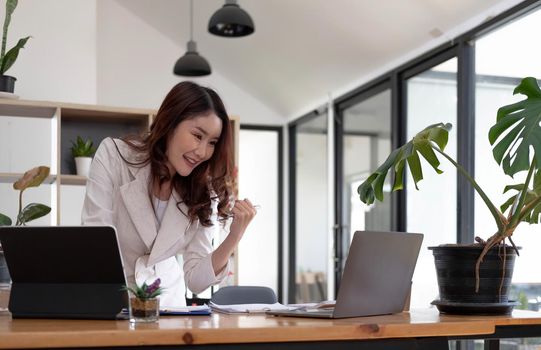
[116,0,520,119]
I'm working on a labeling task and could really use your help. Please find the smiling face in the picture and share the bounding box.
[165,113,223,177]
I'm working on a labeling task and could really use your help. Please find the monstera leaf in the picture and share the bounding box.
[358,123,451,205]
[500,169,541,224]
[489,77,541,177]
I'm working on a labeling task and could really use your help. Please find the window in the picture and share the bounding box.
[406,58,458,308]
[475,8,541,310]
[337,87,392,288]
[290,112,329,303]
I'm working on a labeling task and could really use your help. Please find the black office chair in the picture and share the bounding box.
[210,286,277,305]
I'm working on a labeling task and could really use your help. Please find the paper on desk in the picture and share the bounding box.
[160,304,211,315]
[209,302,291,314]
[288,300,336,310]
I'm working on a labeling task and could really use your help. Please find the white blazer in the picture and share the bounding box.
[81,138,229,307]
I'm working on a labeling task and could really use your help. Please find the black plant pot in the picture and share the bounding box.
[429,244,517,314]
[0,75,16,93]
[0,249,10,284]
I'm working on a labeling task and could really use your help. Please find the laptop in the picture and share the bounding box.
[268,230,423,319]
[0,226,129,319]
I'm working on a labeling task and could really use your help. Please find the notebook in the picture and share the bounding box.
[0,226,129,319]
[268,230,423,319]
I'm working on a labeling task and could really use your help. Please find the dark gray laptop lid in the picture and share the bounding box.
[333,230,423,318]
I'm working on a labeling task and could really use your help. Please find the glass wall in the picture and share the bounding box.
[294,114,329,302]
[475,8,541,312]
[341,89,392,242]
[406,59,457,308]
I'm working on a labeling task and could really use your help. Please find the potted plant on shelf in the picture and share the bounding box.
[70,136,96,177]
[125,278,163,323]
[0,0,30,94]
[0,166,51,283]
[358,77,541,315]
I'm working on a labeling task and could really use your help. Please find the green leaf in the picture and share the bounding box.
[514,76,541,98]
[1,0,17,59]
[500,171,541,222]
[533,169,541,191]
[0,36,30,74]
[503,184,526,194]
[500,195,516,214]
[406,151,423,190]
[357,173,377,205]
[373,173,387,201]
[0,212,11,226]
[71,136,96,157]
[13,166,50,191]
[415,140,443,174]
[358,123,451,203]
[427,123,451,150]
[392,159,406,191]
[17,203,51,225]
[489,77,541,177]
[491,117,522,165]
[529,202,541,224]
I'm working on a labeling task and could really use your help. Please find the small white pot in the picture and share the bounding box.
[74,157,92,177]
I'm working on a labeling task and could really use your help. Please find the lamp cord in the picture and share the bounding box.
[190,0,193,41]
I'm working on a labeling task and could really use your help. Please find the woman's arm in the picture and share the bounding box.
[182,199,256,293]
[211,199,257,275]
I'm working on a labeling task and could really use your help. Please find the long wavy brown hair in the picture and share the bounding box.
[117,81,234,227]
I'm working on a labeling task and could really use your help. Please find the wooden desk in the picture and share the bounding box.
[1,308,540,349]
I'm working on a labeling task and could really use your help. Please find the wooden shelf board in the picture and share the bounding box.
[0,173,56,184]
[0,99,57,118]
[59,175,87,186]
[61,108,150,122]
[0,99,156,120]
[59,101,155,116]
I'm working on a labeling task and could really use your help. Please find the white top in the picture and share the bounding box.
[152,195,169,225]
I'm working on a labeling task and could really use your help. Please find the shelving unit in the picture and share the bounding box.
[0,172,57,184]
[58,175,88,186]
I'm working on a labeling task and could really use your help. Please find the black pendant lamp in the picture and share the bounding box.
[174,0,211,77]
[208,0,254,37]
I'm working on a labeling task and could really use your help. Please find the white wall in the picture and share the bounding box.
[237,130,279,291]
[96,0,284,125]
[2,0,97,103]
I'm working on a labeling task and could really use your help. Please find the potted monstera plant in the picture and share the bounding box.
[0,0,30,93]
[0,166,51,283]
[358,77,541,315]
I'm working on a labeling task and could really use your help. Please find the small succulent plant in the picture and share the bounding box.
[124,278,163,300]
[70,136,97,158]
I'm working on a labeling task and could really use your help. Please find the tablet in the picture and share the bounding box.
[0,226,128,319]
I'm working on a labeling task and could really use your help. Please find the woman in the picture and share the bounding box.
[82,81,256,307]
